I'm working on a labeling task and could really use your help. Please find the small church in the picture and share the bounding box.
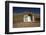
[24,12,35,22]
[13,11,40,23]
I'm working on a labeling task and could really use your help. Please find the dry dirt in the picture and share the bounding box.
[13,22,40,28]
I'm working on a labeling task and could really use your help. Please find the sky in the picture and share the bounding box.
[13,7,40,14]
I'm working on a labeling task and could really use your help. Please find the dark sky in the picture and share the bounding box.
[13,7,40,14]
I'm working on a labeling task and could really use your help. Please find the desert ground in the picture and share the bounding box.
[13,22,40,28]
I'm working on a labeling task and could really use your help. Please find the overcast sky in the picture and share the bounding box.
[13,7,40,14]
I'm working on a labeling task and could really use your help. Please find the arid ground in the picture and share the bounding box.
[13,22,40,28]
